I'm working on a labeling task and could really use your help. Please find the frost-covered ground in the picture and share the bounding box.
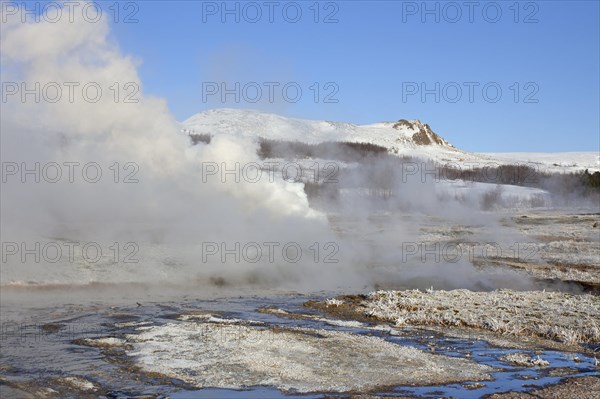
[2,282,599,398]
[503,212,600,285]
[375,209,600,289]
[319,289,599,348]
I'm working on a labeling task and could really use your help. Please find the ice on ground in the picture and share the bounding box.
[258,306,368,328]
[178,313,251,324]
[125,321,493,392]
[78,337,127,347]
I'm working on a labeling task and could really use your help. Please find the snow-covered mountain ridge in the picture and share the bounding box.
[182,109,599,173]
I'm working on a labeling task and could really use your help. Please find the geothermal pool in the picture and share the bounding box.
[1,292,598,398]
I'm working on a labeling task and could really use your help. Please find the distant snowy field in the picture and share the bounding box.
[483,152,600,174]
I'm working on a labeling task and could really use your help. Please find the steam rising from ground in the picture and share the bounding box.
[1,6,341,292]
[0,3,566,296]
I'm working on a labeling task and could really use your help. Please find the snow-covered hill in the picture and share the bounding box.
[182,109,599,172]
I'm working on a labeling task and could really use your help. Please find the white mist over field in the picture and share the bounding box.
[0,8,347,292]
[0,4,579,296]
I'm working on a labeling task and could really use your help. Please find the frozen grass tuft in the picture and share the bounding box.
[354,289,600,345]
[325,298,344,307]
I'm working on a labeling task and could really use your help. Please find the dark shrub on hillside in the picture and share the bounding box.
[339,141,389,155]
[437,164,539,185]
[582,169,600,189]
[258,139,389,162]
[189,134,211,145]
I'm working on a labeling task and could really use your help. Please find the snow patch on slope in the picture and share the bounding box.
[182,108,453,149]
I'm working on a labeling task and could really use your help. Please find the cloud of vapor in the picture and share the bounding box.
[260,144,560,292]
[0,3,351,293]
[0,3,561,298]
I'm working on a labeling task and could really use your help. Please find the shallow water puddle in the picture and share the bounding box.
[1,295,598,398]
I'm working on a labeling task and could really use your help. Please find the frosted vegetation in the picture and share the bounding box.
[333,289,600,346]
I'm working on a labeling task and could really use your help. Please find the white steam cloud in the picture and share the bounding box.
[1,3,554,297]
[0,4,344,293]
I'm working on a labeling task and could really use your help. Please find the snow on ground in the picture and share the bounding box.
[484,152,600,173]
[500,212,600,284]
[125,320,493,392]
[500,352,549,367]
[413,210,600,286]
[182,109,599,173]
[182,108,437,147]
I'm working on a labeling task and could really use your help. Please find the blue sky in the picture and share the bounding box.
[17,1,600,152]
